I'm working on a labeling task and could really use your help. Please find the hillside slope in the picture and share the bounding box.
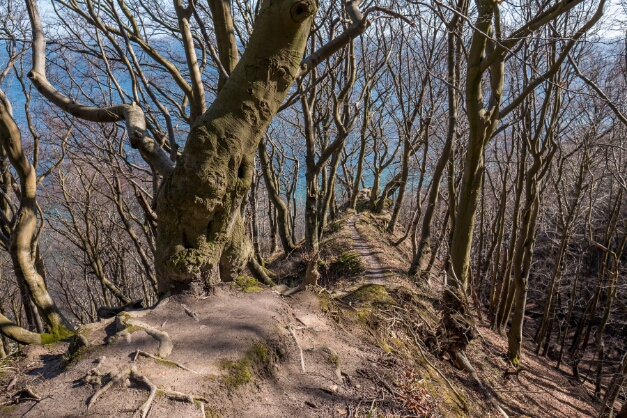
[0,212,598,417]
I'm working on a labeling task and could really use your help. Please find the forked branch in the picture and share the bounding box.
[24,0,174,177]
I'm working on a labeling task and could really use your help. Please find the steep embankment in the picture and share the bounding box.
[0,211,599,417]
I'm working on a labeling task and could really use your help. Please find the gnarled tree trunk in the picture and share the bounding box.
[155,0,317,293]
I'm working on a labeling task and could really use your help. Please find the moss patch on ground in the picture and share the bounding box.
[323,218,348,235]
[342,284,394,307]
[219,342,271,389]
[234,276,263,293]
[63,346,95,369]
[328,251,366,279]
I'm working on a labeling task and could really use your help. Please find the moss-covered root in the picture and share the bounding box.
[247,258,277,286]
[115,314,173,358]
[0,312,74,345]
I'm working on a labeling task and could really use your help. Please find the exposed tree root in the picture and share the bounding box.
[85,364,208,417]
[133,349,198,374]
[87,366,157,418]
[283,258,320,296]
[79,297,171,340]
[2,387,40,405]
[248,258,277,286]
[412,334,466,411]
[115,315,173,358]
[97,299,144,319]
[130,370,157,418]
[87,367,131,410]
[6,376,17,392]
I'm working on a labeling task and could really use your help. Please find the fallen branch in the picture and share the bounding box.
[502,366,528,379]
[417,340,467,408]
[161,389,208,404]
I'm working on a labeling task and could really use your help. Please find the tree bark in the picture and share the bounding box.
[155,0,317,293]
[0,91,71,339]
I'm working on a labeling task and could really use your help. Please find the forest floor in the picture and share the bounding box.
[0,211,603,417]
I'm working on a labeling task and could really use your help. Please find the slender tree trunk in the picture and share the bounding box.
[507,198,540,366]
[557,259,581,369]
[259,140,296,254]
[410,27,457,278]
[489,249,507,327]
[603,351,627,418]
[387,137,410,233]
[207,0,239,91]
[249,173,262,263]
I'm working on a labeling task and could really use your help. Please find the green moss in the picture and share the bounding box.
[328,251,366,278]
[316,292,331,312]
[125,325,143,333]
[423,371,467,416]
[204,407,223,418]
[510,354,520,368]
[219,358,253,388]
[357,309,370,324]
[328,353,340,368]
[248,343,269,364]
[63,346,94,369]
[40,325,74,345]
[342,284,394,307]
[117,312,131,321]
[219,342,271,389]
[234,276,263,293]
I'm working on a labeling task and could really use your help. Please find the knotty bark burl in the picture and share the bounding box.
[155,0,316,293]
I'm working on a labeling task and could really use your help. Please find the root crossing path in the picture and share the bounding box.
[348,214,388,284]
